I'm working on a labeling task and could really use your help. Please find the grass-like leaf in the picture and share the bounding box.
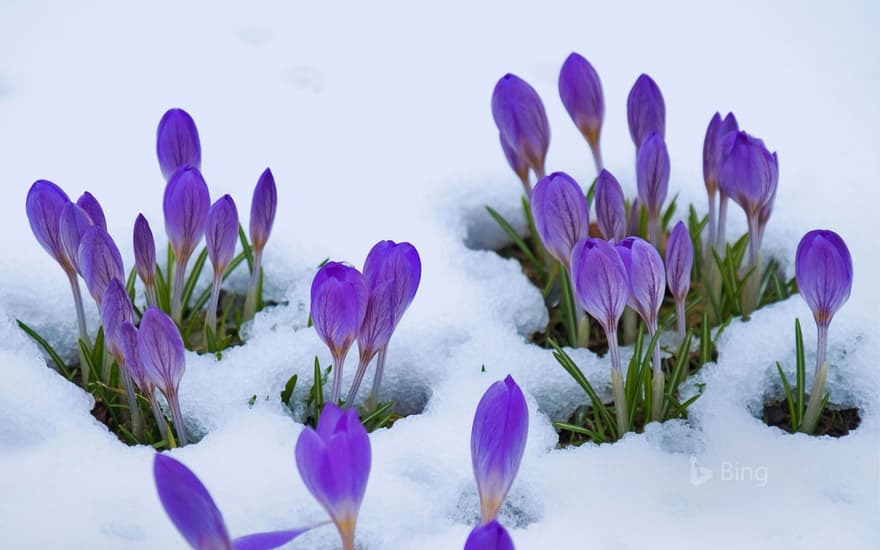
[486,205,546,279]
[17,320,72,380]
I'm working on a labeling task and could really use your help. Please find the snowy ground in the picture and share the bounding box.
[1,1,879,548]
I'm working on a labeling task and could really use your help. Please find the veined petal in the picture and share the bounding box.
[249,168,277,252]
[464,520,515,550]
[76,191,107,231]
[25,179,73,272]
[530,172,590,267]
[78,226,124,305]
[206,195,239,276]
[571,238,629,332]
[157,108,202,181]
[137,307,185,394]
[595,170,626,242]
[665,221,693,302]
[795,230,853,326]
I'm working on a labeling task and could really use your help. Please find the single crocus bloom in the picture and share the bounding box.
[635,132,670,247]
[138,307,189,445]
[133,214,158,307]
[666,221,693,343]
[530,172,590,271]
[157,108,202,181]
[464,520,515,550]
[76,191,107,231]
[154,454,314,550]
[26,179,74,274]
[78,225,125,307]
[204,195,239,342]
[594,169,626,242]
[310,262,368,403]
[295,404,371,550]
[244,168,278,321]
[627,74,665,149]
[795,230,853,375]
[709,112,740,252]
[164,165,211,322]
[471,375,528,524]
[559,52,604,172]
[59,202,95,275]
[361,240,421,405]
[491,73,550,188]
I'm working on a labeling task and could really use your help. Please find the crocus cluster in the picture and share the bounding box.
[466,376,528,548]
[310,241,421,407]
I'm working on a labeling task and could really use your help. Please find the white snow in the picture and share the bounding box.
[1,1,878,549]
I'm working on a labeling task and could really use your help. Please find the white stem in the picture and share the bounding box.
[716,193,729,251]
[170,256,188,324]
[800,361,830,434]
[815,323,829,377]
[329,351,347,404]
[343,353,373,409]
[366,346,388,410]
[147,389,169,442]
[68,273,90,388]
[166,390,188,446]
[675,299,687,346]
[205,272,222,349]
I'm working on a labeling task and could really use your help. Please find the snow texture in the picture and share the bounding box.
[1,1,878,549]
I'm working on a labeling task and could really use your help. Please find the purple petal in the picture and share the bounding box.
[137,307,185,395]
[232,528,315,550]
[635,132,670,217]
[120,321,151,392]
[25,180,73,273]
[164,166,211,262]
[795,230,853,326]
[310,263,369,359]
[363,240,421,324]
[134,214,157,286]
[153,454,231,550]
[570,238,629,332]
[206,195,239,276]
[530,172,590,268]
[78,226,124,305]
[464,520,515,550]
[499,133,529,184]
[616,237,665,329]
[76,191,107,231]
[471,375,528,524]
[595,170,626,242]
[702,112,739,194]
[718,130,777,217]
[59,202,95,274]
[357,280,398,361]
[491,73,550,177]
[665,221,693,302]
[157,108,202,181]
[249,168,277,252]
[558,52,604,146]
[101,279,134,360]
[627,74,665,149]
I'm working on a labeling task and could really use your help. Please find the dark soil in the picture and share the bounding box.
[763,400,861,437]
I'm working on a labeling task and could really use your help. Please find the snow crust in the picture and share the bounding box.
[1,1,878,548]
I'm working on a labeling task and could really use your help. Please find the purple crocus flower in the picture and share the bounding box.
[26,180,74,274]
[361,240,421,405]
[120,321,168,441]
[665,222,693,343]
[59,202,95,275]
[295,403,371,550]
[499,134,530,196]
[204,195,239,341]
[134,214,158,307]
[157,108,202,181]
[627,74,665,149]
[635,132,670,246]
[594,169,626,242]
[344,281,397,408]
[310,262,369,404]
[471,375,528,524]
[464,520,515,550]
[244,168,277,321]
[138,307,189,445]
[559,52,604,172]
[164,165,211,322]
[154,454,313,550]
[101,279,141,430]
[708,112,739,252]
[491,73,550,188]
[530,172,590,270]
[76,191,106,231]
[795,230,853,375]
[78,225,124,307]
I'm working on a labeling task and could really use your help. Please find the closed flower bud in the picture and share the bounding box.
[156,108,202,181]
[133,214,157,287]
[627,74,665,149]
[163,166,211,263]
[100,278,134,362]
[615,237,665,331]
[205,195,239,277]
[571,238,629,334]
[702,112,739,194]
[558,52,604,151]
[594,169,626,242]
[59,202,95,274]
[137,307,185,396]
[796,230,853,328]
[635,132,670,218]
[363,240,421,324]
[78,226,124,306]
[249,168,277,253]
[492,73,550,179]
[76,191,107,231]
[25,180,73,274]
[665,221,693,302]
[718,131,777,218]
[530,172,590,269]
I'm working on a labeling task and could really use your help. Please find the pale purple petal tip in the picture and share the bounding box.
[249,168,277,252]
[78,226,124,304]
[77,191,107,231]
[25,179,73,272]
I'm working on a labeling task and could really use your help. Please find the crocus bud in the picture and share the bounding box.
[796,230,853,328]
[78,226,124,306]
[205,195,239,277]
[491,73,550,179]
[157,108,202,181]
[311,262,369,361]
[295,403,371,550]
[530,172,590,270]
[595,169,626,242]
[154,454,310,550]
[100,279,134,361]
[571,238,629,334]
[627,74,665,149]
[471,375,528,524]
[59,202,95,274]
[702,112,739,195]
[718,131,777,218]
[137,307,185,396]
[133,214,157,287]
[249,167,277,252]
[756,151,779,242]
[464,521,515,550]
[76,192,106,231]
[615,237,665,331]
[635,132,670,219]
[558,52,604,152]
[666,221,693,302]
[119,322,149,392]
[163,166,211,263]
[25,180,73,273]
[362,240,421,324]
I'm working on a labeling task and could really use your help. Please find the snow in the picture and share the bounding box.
[1,1,879,549]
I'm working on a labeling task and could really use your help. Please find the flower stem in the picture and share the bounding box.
[243,248,263,322]
[589,140,604,174]
[715,193,729,252]
[68,273,90,388]
[166,391,188,446]
[743,214,762,319]
[648,214,660,248]
[329,352,347,405]
[607,329,628,435]
[815,322,828,377]
[343,353,373,409]
[144,282,157,309]
[366,346,388,411]
[147,389,169,443]
[205,273,222,351]
[675,298,686,346]
[170,254,189,324]
[576,312,591,348]
[800,361,829,434]
[649,324,664,422]
[119,360,143,439]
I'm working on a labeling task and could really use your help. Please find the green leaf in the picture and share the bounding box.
[238,225,254,273]
[795,318,805,424]
[776,362,798,430]
[17,320,72,379]
[125,266,138,303]
[663,331,693,419]
[361,401,395,432]
[661,193,679,231]
[180,247,208,315]
[558,268,579,347]
[281,374,298,406]
[585,177,598,208]
[549,339,618,440]
[485,206,546,277]
[699,311,711,367]
[155,264,170,313]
